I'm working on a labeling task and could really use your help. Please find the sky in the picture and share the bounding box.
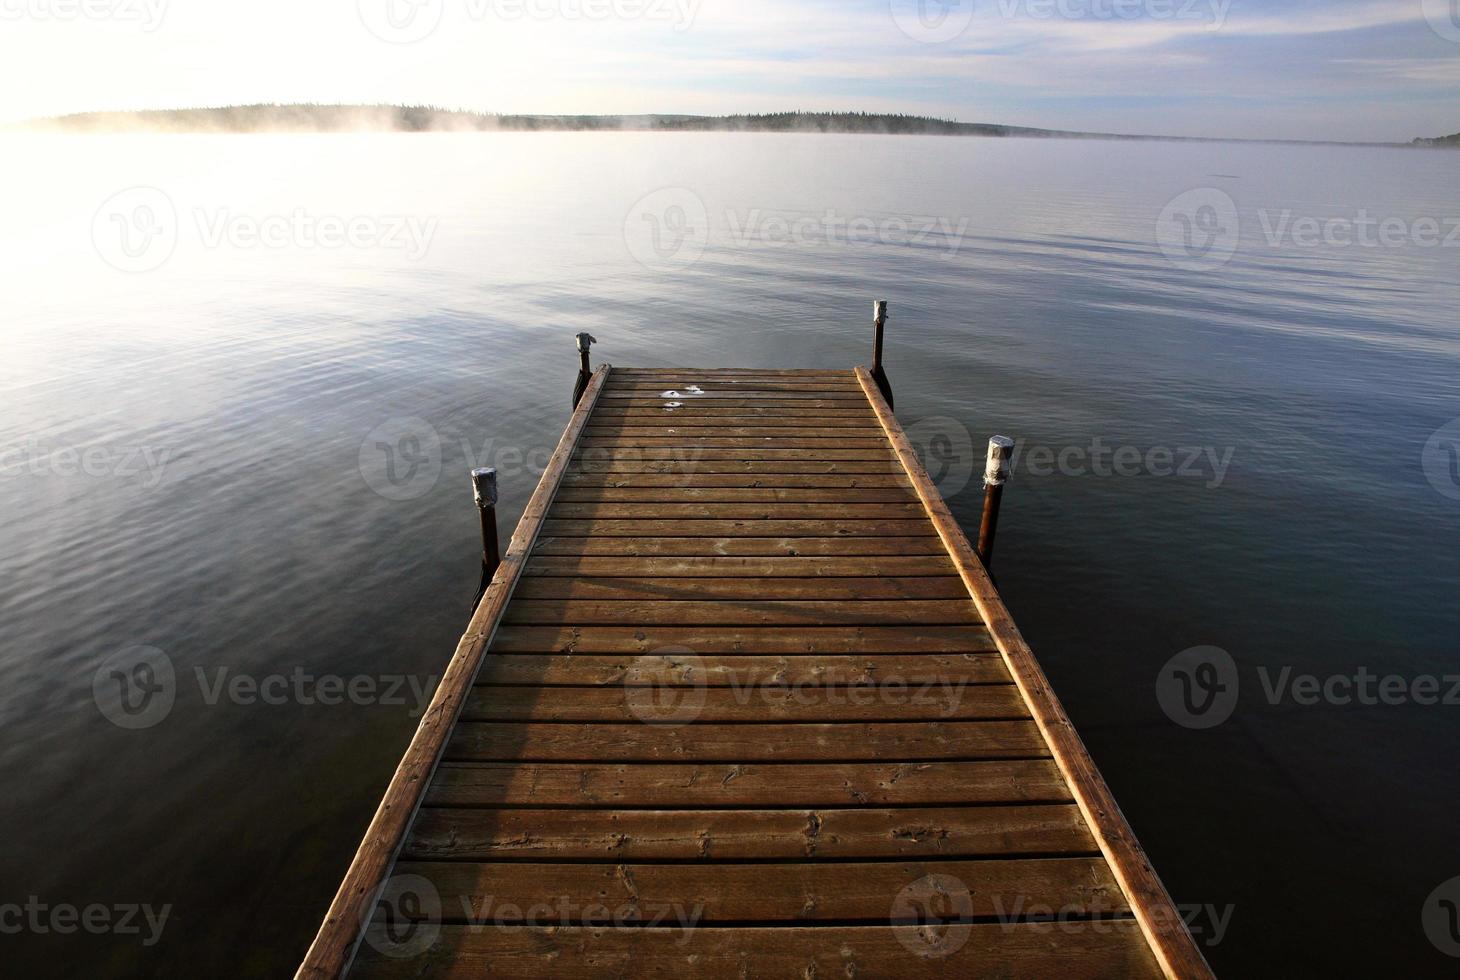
[0,0,1457,141]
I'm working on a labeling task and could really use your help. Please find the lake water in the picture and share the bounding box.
[1,132,1458,977]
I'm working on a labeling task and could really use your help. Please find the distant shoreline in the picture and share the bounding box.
[11,104,1453,148]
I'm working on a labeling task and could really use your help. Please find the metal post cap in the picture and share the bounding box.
[984,435,1015,487]
[873,301,888,325]
[471,467,499,507]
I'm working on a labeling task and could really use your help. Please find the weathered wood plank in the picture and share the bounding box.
[595,398,875,409]
[572,448,897,460]
[522,556,956,577]
[578,438,891,450]
[389,857,1126,922]
[560,476,911,490]
[611,369,853,376]
[424,761,1069,807]
[475,653,1010,687]
[513,576,968,601]
[530,537,948,557]
[352,922,1163,979]
[548,502,924,521]
[604,383,864,393]
[567,459,901,474]
[500,599,981,626]
[488,625,996,654]
[554,487,918,503]
[585,425,882,436]
[403,804,1095,861]
[460,685,1026,723]
[592,410,880,423]
[444,721,1049,763]
[540,520,935,538]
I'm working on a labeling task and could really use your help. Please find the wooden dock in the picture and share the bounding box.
[300,356,1213,978]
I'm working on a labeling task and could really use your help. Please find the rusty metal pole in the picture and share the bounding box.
[977,436,1015,569]
[871,301,893,409]
[573,332,597,408]
[472,467,500,607]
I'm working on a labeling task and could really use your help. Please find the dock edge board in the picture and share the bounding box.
[295,365,612,980]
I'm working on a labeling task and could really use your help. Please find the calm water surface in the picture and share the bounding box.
[1,133,1458,976]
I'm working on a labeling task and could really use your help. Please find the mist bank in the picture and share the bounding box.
[15,104,1133,138]
[13,104,1430,146]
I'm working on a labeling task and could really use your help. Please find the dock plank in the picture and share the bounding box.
[390,856,1127,922]
[500,598,984,626]
[443,721,1050,763]
[403,804,1096,861]
[487,624,996,654]
[459,685,1026,723]
[511,575,969,600]
[475,653,1012,687]
[353,923,1163,979]
[423,761,1070,807]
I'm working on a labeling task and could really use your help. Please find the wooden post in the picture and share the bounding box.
[573,332,597,408]
[472,467,500,606]
[977,436,1015,568]
[871,300,893,410]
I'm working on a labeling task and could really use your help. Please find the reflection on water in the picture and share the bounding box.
[1,133,1458,976]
